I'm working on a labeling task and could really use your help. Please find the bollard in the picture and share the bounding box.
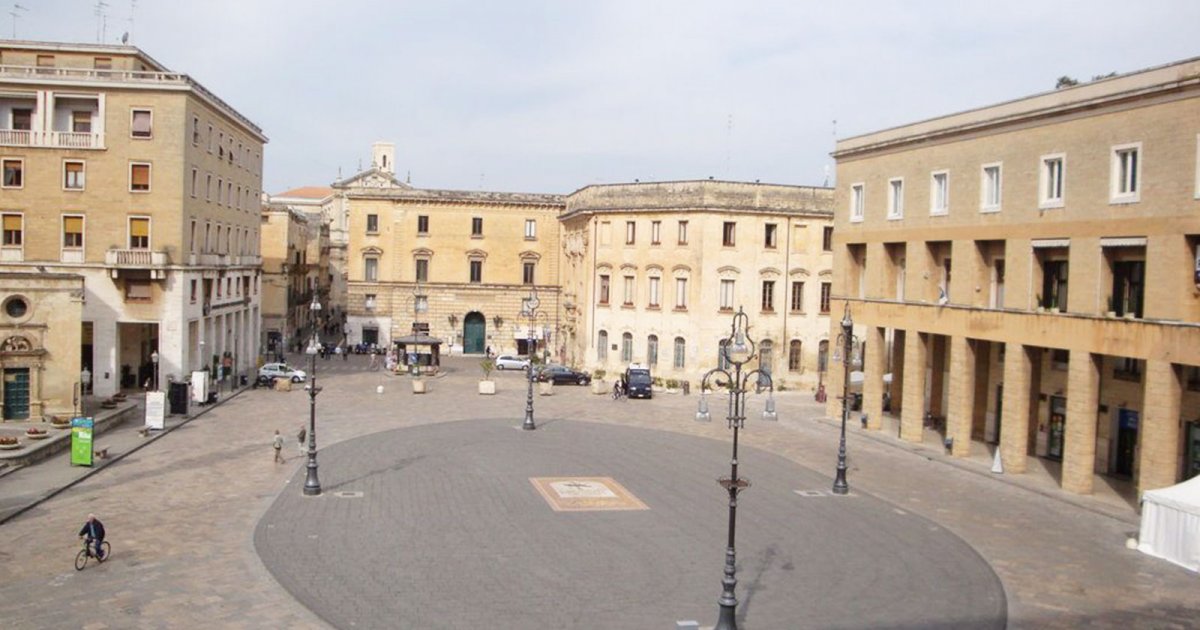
[376,385,384,394]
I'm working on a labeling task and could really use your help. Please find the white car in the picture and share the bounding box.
[494,355,530,371]
[259,363,307,382]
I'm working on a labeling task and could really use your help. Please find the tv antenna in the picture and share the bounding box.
[124,0,136,44]
[9,3,27,39]
[94,1,109,43]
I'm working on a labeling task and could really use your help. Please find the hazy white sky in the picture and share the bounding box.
[12,1,1200,194]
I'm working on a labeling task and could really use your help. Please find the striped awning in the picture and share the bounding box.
[1100,237,1147,248]
[1031,238,1069,249]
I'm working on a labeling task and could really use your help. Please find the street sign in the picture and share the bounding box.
[70,417,94,467]
[145,391,166,430]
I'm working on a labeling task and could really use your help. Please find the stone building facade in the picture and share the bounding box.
[0,274,83,420]
[269,186,342,324]
[0,41,265,402]
[828,56,1200,495]
[338,144,565,355]
[259,203,314,356]
[560,181,835,389]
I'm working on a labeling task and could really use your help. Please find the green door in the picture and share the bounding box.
[463,312,486,354]
[3,368,30,420]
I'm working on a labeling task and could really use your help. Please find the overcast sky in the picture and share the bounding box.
[13,1,1200,194]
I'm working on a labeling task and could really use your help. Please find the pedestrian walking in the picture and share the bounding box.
[272,430,284,463]
[297,425,307,457]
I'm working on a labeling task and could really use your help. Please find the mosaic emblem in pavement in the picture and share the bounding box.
[530,476,649,512]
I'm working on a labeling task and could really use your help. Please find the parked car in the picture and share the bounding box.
[259,363,307,383]
[536,364,592,385]
[494,355,531,371]
[624,363,653,399]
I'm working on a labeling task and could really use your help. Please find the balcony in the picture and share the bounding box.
[0,129,105,150]
[105,249,169,279]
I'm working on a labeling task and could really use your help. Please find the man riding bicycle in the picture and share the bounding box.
[78,513,106,560]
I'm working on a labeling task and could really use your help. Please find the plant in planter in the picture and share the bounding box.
[478,358,496,395]
[665,378,679,393]
[591,369,608,395]
[0,436,20,449]
[26,427,49,440]
[1048,296,1059,314]
[50,416,72,429]
[1035,294,1045,313]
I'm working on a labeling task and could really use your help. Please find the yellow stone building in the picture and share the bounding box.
[0,273,83,420]
[829,57,1200,495]
[560,180,835,388]
[259,203,316,356]
[0,41,265,406]
[337,143,565,354]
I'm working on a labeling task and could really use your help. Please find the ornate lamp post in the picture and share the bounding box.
[696,307,773,630]
[521,287,542,431]
[832,303,860,495]
[150,351,159,391]
[303,295,323,496]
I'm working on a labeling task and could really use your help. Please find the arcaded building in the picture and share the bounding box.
[560,180,834,389]
[829,57,1200,496]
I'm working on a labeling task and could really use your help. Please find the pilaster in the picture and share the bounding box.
[900,331,927,442]
[947,336,975,457]
[1139,361,1182,495]
[1063,352,1101,494]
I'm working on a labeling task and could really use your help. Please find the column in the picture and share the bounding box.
[929,335,947,419]
[862,326,886,431]
[824,309,845,420]
[1139,361,1182,495]
[1000,343,1033,474]
[900,331,927,443]
[891,330,906,416]
[1063,352,1100,494]
[947,336,975,457]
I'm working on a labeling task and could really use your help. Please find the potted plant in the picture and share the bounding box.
[538,376,554,396]
[591,369,608,395]
[1106,296,1118,318]
[1035,294,1045,313]
[412,376,427,394]
[50,416,71,430]
[1048,296,1060,314]
[0,436,20,450]
[665,378,679,394]
[479,358,496,395]
[26,427,49,440]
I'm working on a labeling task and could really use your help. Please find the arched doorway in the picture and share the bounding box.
[463,312,486,354]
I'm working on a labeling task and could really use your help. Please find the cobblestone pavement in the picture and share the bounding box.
[0,353,1196,629]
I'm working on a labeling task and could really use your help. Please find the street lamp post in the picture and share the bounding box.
[521,287,543,431]
[303,295,323,496]
[696,307,773,630]
[150,351,159,391]
[832,303,859,495]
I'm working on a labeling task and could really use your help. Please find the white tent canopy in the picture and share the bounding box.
[1137,475,1200,572]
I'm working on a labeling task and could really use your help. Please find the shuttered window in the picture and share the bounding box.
[2,214,22,246]
[64,161,85,189]
[131,109,152,138]
[63,216,84,248]
[129,217,150,249]
[130,163,151,191]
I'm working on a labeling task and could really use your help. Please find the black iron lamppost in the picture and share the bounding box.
[695,307,774,630]
[521,287,541,431]
[832,302,860,495]
[303,294,323,496]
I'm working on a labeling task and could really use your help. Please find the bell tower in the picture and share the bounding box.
[371,142,395,174]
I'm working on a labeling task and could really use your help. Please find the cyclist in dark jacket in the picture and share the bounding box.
[78,513,106,560]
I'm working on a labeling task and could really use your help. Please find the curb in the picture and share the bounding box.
[0,386,250,527]
[814,414,1140,527]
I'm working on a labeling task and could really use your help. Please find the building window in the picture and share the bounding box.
[625,221,636,245]
[364,257,379,281]
[2,213,22,246]
[63,215,84,249]
[722,222,736,246]
[719,279,735,311]
[217,178,224,204]
[61,160,85,190]
[887,178,904,219]
[2,158,23,188]
[648,276,661,308]
[206,174,212,201]
[621,333,633,362]
[981,163,1001,211]
[189,168,197,197]
[597,330,608,360]
[11,108,32,130]
[822,226,833,252]
[207,124,214,152]
[764,223,778,249]
[623,275,635,306]
[673,336,686,368]
[675,277,688,310]
[469,259,482,283]
[1040,155,1065,208]
[72,111,92,133]
[471,217,483,237]
[192,117,201,145]
[647,335,659,367]
[651,221,661,245]
[190,279,197,303]
[678,220,689,245]
[930,172,948,215]
[525,219,536,239]
[819,282,832,313]
[849,183,864,222]
[366,214,379,233]
[1041,260,1068,312]
[789,340,802,372]
[599,274,610,305]
[227,182,232,207]
[131,109,153,139]
[790,281,804,312]
[1111,143,1141,203]
[523,262,536,285]
[130,163,151,192]
[761,280,775,312]
[1114,357,1142,382]
[415,259,429,283]
[418,215,429,234]
[818,340,829,373]
[128,217,150,250]
[125,280,152,302]
[1112,260,1145,318]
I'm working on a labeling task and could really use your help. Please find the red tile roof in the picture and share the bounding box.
[276,186,333,199]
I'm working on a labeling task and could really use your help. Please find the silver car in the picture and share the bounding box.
[494,355,530,370]
[259,362,307,382]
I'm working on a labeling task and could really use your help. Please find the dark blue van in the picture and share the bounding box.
[624,364,653,399]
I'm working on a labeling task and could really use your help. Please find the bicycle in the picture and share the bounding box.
[611,384,626,401]
[75,537,111,571]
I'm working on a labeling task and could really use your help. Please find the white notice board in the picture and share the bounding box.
[145,391,166,430]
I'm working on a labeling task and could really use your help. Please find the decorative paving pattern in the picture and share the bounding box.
[530,476,649,512]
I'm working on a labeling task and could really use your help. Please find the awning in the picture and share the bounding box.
[1031,238,1069,249]
[1100,237,1147,248]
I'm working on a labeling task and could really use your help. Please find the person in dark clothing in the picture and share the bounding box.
[78,513,106,560]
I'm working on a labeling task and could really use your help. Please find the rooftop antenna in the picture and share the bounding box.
[10,3,26,38]
[406,170,411,184]
[94,1,109,43]
[124,0,136,44]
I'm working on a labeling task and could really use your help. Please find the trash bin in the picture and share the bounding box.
[240,374,248,386]
[682,381,690,395]
[168,382,189,415]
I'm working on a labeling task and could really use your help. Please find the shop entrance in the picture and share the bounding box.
[1047,396,1066,460]
[1115,408,1139,478]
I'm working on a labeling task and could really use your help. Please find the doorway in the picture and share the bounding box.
[1115,408,1139,478]
[463,312,486,354]
[3,368,30,420]
[1047,396,1066,460]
